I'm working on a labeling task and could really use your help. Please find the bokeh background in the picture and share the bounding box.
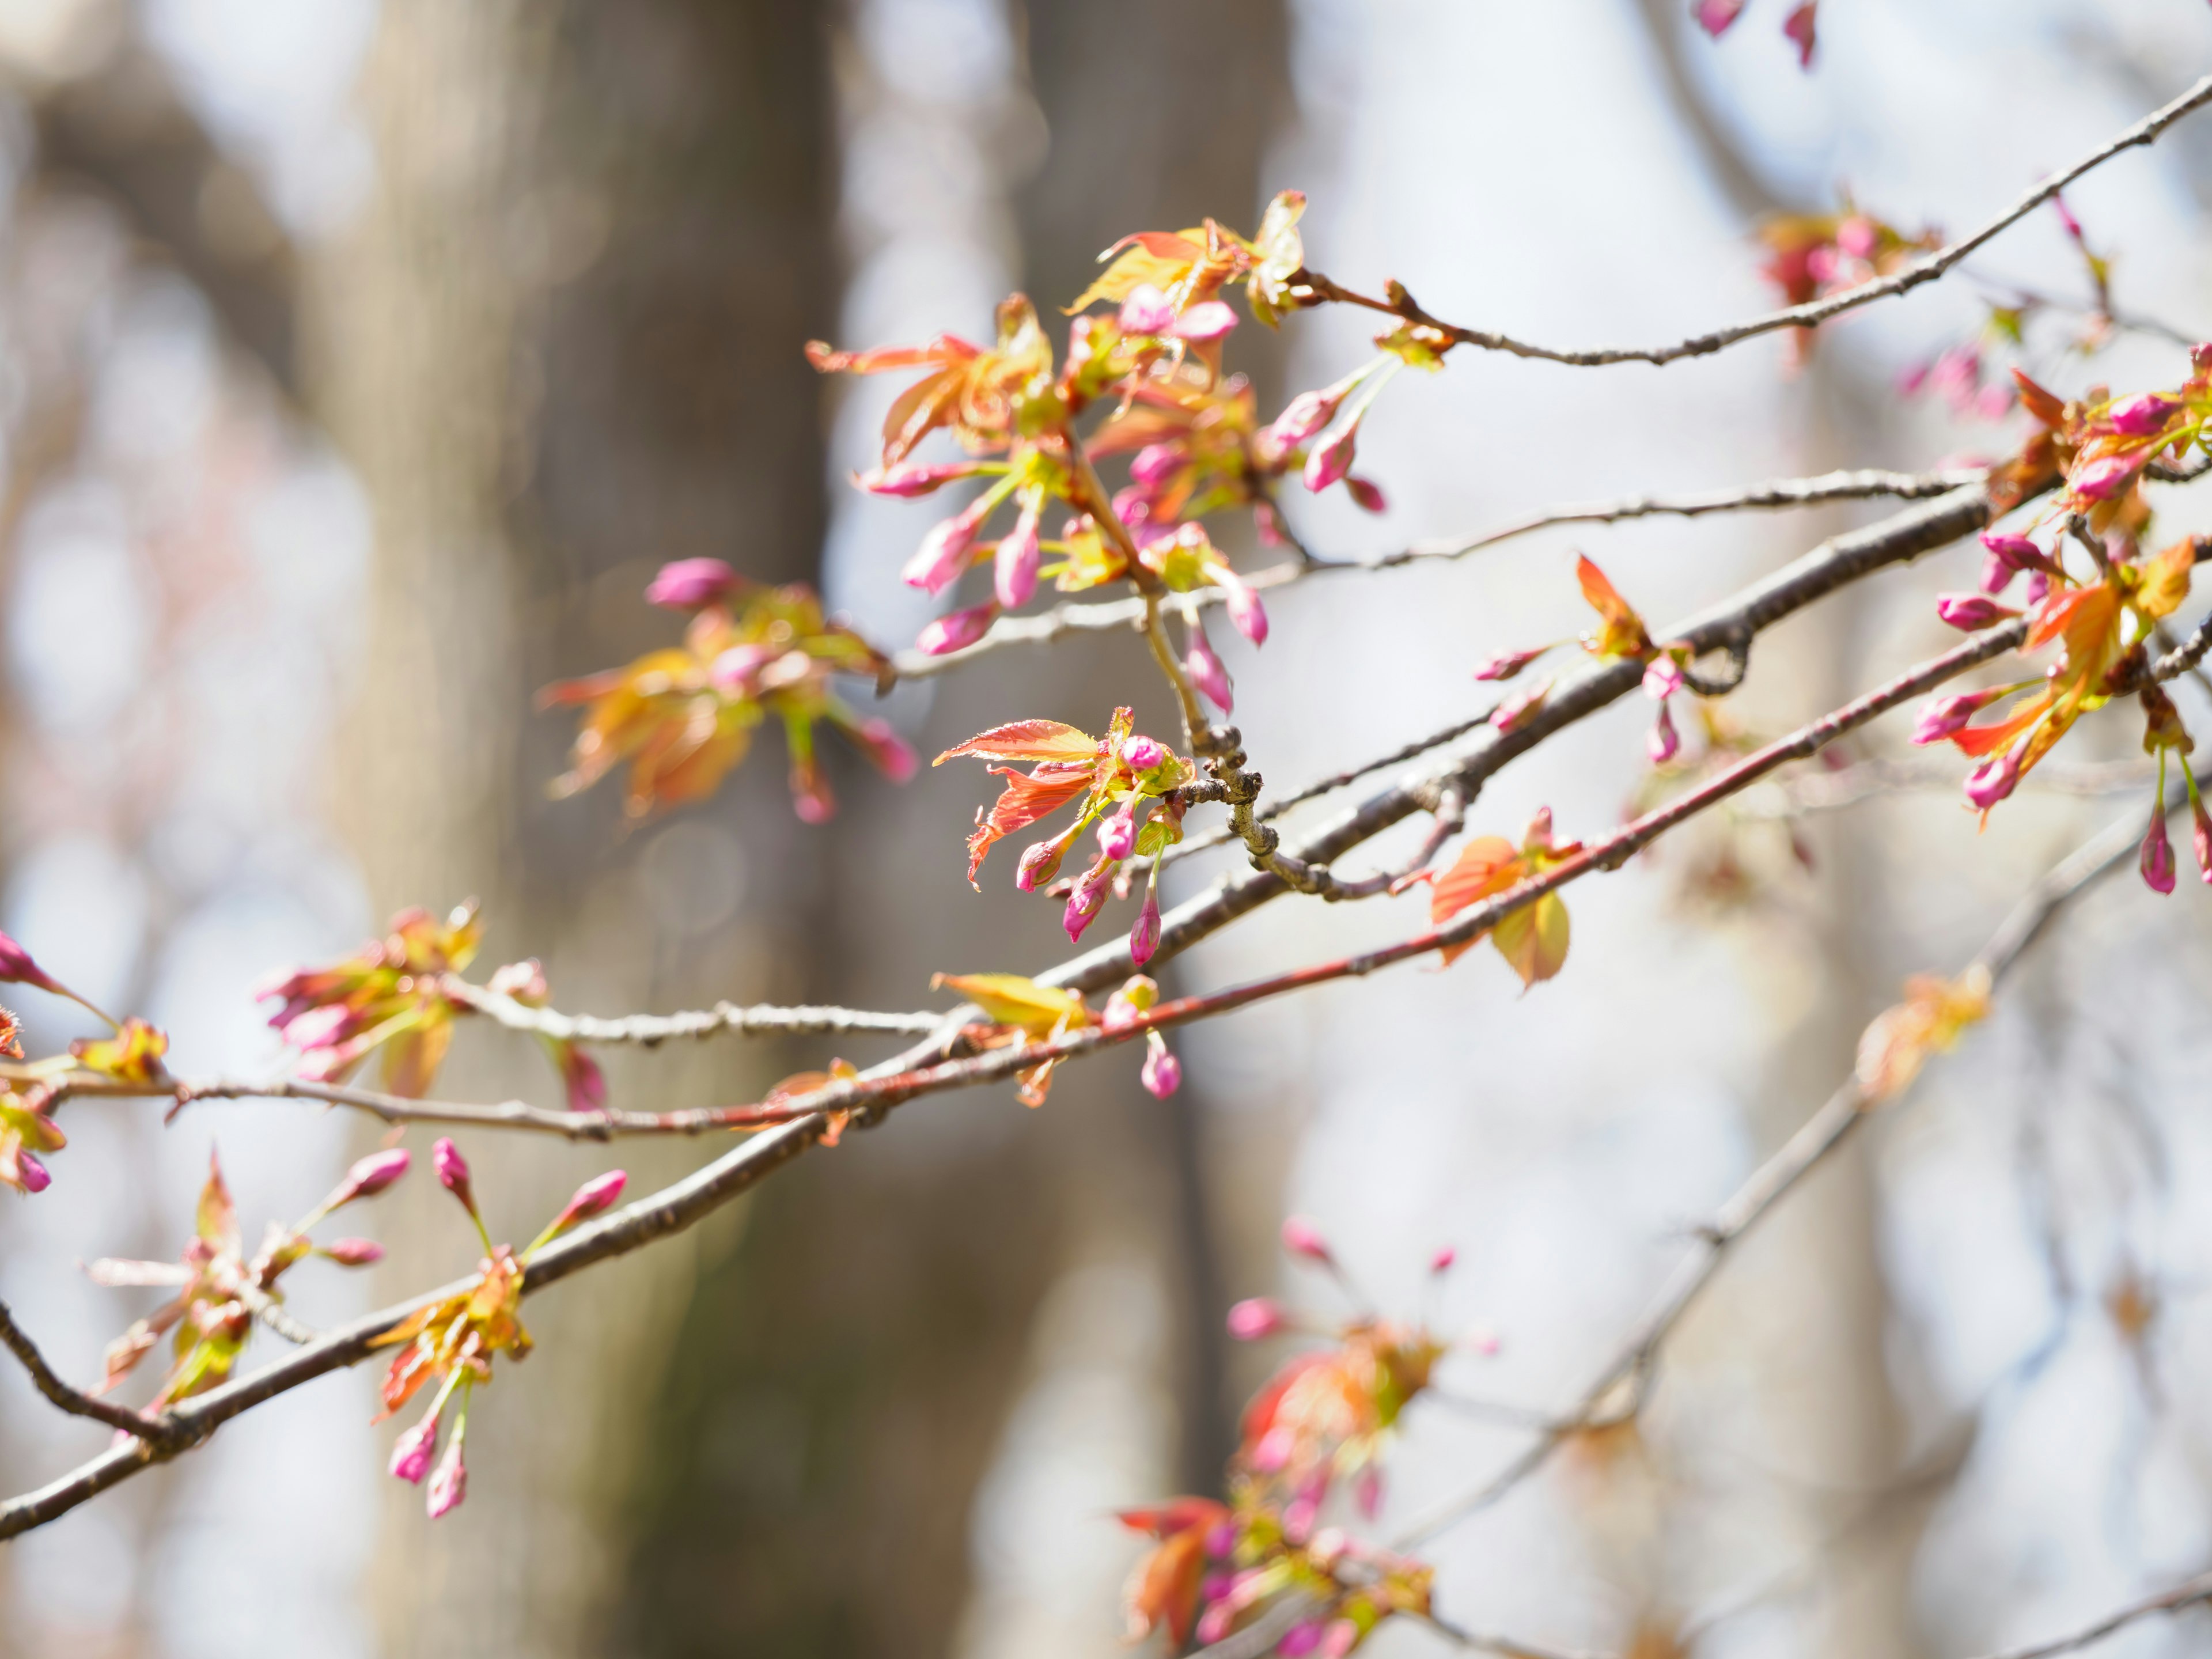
[2,2,2212,1656]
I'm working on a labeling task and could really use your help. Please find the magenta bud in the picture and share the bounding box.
[2108,392,2181,437]
[1979,550,2016,594]
[17,1152,50,1194]
[1184,628,1233,713]
[2195,795,2212,884]
[1430,1244,1457,1274]
[851,718,918,785]
[915,600,997,657]
[1226,1297,1287,1341]
[902,495,991,594]
[1911,687,2004,746]
[0,931,57,991]
[432,1137,476,1215]
[1642,655,1684,700]
[1303,423,1357,492]
[388,1416,438,1484]
[1695,0,1745,34]
[322,1237,385,1267]
[1280,1624,1324,1659]
[1979,531,2056,577]
[554,1170,627,1233]
[1129,444,1181,490]
[2071,453,2141,501]
[1140,1035,1182,1099]
[1473,646,1546,683]
[1171,301,1238,342]
[2142,806,2177,895]
[1129,888,1162,967]
[858,461,978,498]
[1122,734,1167,773]
[338,1148,412,1203]
[1343,476,1387,514]
[1265,387,1346,452]
[1935,592,2019,631]
[1964,746,2024,811]
[1063,863,1112,944]
[1281,1215,1331,1263]
[994,502,1042,609]
[1097,806,1137,862]
[1646,701,1679,765]
[1220,576,1269,646]
[645,558,740,610]
[426,1433,467,1519]
[2023,571,2051,607]
[1016,838,1067,893]
[1118,284,1176,335]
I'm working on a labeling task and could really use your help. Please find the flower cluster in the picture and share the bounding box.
[935,709,1194,957]
[91,1147,407,1410]
[259,903,486,1098]
[1473,555,1681,763]
[1755,203,1937,359]
[1118,1218,1456,1656]
[375,1138,626,1519]
[539,565,906,823]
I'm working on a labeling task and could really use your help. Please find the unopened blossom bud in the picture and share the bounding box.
[1097,804,1138,862]
[994,502,1042,609]
[1196,1604,1234,1646]
[1118,284,1177,336]
[1129,444,1181,491]
[1016,836,1069,893]
[18,1152,49,1194]
[857,460,979,498]
[1063,862,1112,944]
[791,760,835,825]
[1171,301,1238,342]
[1491,681,1550,733]
[1281,1215,1331,1262]
[321,1237,385,1267]
[335,1148,412,1205]
[1964,746,2024,811]
[1122,734,1167,772]
[1102,975,1157,1032]
[915,601,997,657]
[433,1138,476,1217]
[0,932,59,993]
[1141,1036,1181,1099]
[1128,888,1162,967]
[2108,392,2181,437]
[1647,700,1680,765]
[1265,386,1347,452]
[2071,453,2141,501]
[388,1415,438,1484]
[1279,1622,1324,1658]
[2194,794,2212,883]
[1303,422,1357,493]
[1321,1619,1360,1659]
[2022,571,2050,607]
[902,494,993,594]
[709,643,772,695]
[1979,531,2055,576]
[1226,1297,1287,1340]
[1430,1244,1457,1274]
[645,558,739,609]
[853,718,918,784]
[1219,574,1268,646]
[1343,476,1387,514]
[1474,646,1546,683]
[1935,592,2019,631]
[2141,805,2177,895]
[1253,498,1287,547]
[1695,0,1745,35]
[1912,686,2007,746]
[1184,627,1233,713]
[1642,655,1684,700]
[1835,215,1877,260]
[426,1431,467,1520]
[1979,549,2017,594]
[551,1170,628,1235]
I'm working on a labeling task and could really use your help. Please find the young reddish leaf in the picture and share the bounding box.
[1065,232,1206,316]
[2135,537,2196,621]
[1428,837,1525,967]
[962,763,1094,887]
[1575,555,1652,660]
[196,1150,238,1253]
[934,720,1100,766]
[1489,892,1571,989]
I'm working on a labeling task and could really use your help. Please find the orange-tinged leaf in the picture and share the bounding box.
[1490,892,1571,988]
[1429,837,1524,923]
[2136,537,2195,621]
[961,762,1093,887]
[196,1152,237,1253]
[934,719,1099,766]
[2012,368,2067,428]
[2025,582,2111,653]
[1065,233,1205,315]
[930,972,1090,1037]
[1855,965,1990,1101]
[1575,555,1651,658]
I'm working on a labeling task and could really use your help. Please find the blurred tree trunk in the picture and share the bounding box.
[303,0,839,1653]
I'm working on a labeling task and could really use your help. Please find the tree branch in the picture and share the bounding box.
[439,978,944,1043]
[0,1298,183,1446]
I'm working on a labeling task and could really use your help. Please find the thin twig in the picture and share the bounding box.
[0,1299,180,1446]
[1290,74,2212,369]
[440,978,944,1043]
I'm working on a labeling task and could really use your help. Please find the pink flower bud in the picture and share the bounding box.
[321,1237,385,1267]
[1118,284,1176,335]
[1196,1604,1234,1646]
[1343,475,1387,514]
[2142,806,2177,895]
[1265,387,1347,452]
[1129,444,1181,490]
[388,1415,438,1484]
[709,643,774,695]
[1063,862,1112,944]
[2195,794,2212,884]
[426,1431,467,1519]
[1129,888,1162,967]
[1642,655,1684,700]
[1103,975,1157,1031]
[915,601,997,657]
[2108,392,2180,437]
[1834,215,1877,261]
[1253,498,1287,547]
[0,932,58,992]
[1979,531,2056,577]
[1695,0,1744,35]
[1491,680,1551,733]
[1281,1215,1331,1263]
[433,1137,476,1216]
[994,502,1042,609]
[1647,700,1680,764]
[852,718,918,784]
[552,1170,627,1234]
[1783,0,1816,66]
[1303,423,1357,492]
[1279,1622,1324,1658]
[1974,383,2015,421]
[1141,1037,1181,1099]
[1935,592,2019,631]
[1097,804,1138,862]
[645,558,740,609]
[18,1152,50,1194]
[2022,571,2050,607]
[1979,550,2017,594]
[1964,745,2024,811]
[1217,575,1268,647]
[791,762,836,825]
[1016,836,1069,893]
[902,495,992,594]
[1226,1297,1287,1340]
[1911,686,2007,746]
[336,1148,412,1203]
[1184,627,1233,713]
[1171,301,1238,342]
[857,461,979,498]
[1430,1244,1457,1274]
[1474,646,1546,683]
[1122,734,1167,772]
[2071,453,2141,500]
[1321,1619,1359,1659]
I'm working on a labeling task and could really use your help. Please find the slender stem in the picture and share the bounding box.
[0,1299,180,1445]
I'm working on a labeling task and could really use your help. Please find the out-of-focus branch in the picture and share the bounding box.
[1289,74,2212,370]
[1733,755,2152,819]
[440,976,944,1043]
[0,1298,183,1446]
